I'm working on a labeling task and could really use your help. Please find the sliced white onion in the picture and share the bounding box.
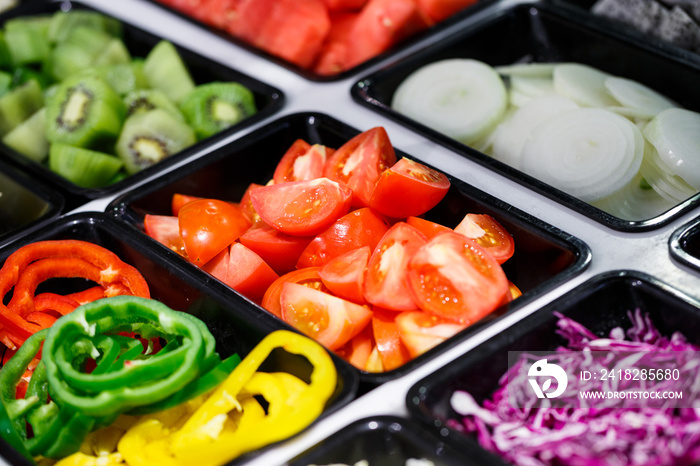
[391,59,507,144]
[604,76,677,119]
[509,75,555,98]
[639,138,697,203]
[495,62,557,78]
[643,108,700,189]
[490,94,579,168]
[553,63,618,108]
[508,88,533,108]
[591,171,676,220]
[606,106,653,121]
[520,108,644,202]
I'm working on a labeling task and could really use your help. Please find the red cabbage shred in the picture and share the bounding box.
[448,310,700,465]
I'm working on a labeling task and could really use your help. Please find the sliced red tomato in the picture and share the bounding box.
[250,178,352,237]
[406,216,452,239]
[144,214,186,257]
[321,0,368,10]
[228,0,331,68]
[407,231,508,323]
[395,310,467,358]
[416,0,478,22]
[280,283,373,350]
[453,213,515,264]
[218,243,279,303]
[334,324,374,370]
[202,246,230,282]
[171,193,203,216]
[319,245,371,304]
[273,140,333,184]
[196,0,242,29]
[364,222,427,311]
[178,199,251,265]
[297,207,391,268]
[240,182,264,226]
[323,127,397,207]
[239,224,314,275]
[344,0,433,69]
[261,267,328,318]
[372,309,411,371]
[369,157,450,218]
[365,346,384,372]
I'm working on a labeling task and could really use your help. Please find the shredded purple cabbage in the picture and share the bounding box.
[448,309,700,466]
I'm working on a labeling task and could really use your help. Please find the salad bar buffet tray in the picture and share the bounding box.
[0,0,700,464]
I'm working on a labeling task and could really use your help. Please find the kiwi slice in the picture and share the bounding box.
[124,89,184,120]
[48,10,122,44]
[0,79,44,135]
[46,73,126,148]
[0,71,12,97]
[4,20,51,66]
[116,108,195,174]
[49,142,124,188]
[142,40,195,104]
[93,38,131,66]
[47,26,114,82]
[81,62,145,96]
[179,82,257,139]
[0,31,13,69]
[2,107,48,162]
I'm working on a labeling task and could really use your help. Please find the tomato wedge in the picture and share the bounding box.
[318,245,371,304]
[297,207,390,268]
[406,216,452,240]
[453,213,515,264]
[407,231,508,323]
[171,193,203,216]
[323,127,397,207]
[369,157,450,218]
[372,310,411,371]
[273,139,333,184]
[221,243,279,303]
[144,214,186,257]
[364,222,427,311]
[334,323,374,371]
[261,267,328,318]
[178,199,251,265]
[250,178,353,236]
[239,224,314,274]
[395,310,467,358]
[280,283,373,350]
[239,182,264,226]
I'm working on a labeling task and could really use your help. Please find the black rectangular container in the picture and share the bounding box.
[351,1,700,232]
[405,270,700,465]
[0,212,358,466]
[0,0,284,210]
[0,157,63,247]
[145,0,496,82]
[288,415,495,466]
[107,111,590,387]
[669,215,700,273]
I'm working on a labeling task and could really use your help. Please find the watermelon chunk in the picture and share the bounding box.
[313,12,359,75]
[321,0,369,11]
[416,0,478,22]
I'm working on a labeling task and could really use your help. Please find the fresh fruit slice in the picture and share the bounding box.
[143,214,186,257]
[2,107,48,162]
[416,0,477,22]
[372,309,412,371]
[47,26,115,81]
[142,40,195,104]
[115,108,195,174]
[272,140,333,184]
[453,213,515,264]
[93,38,131,66]
[261,267,328,318]
[4,16,51,65]
[239,224,314,275]
[83,63,144,96]
[395,310,467,358]
[47,10,122,44]
[280,282,373,350]
[178,82,256,139]
[124,89,184,120]
[214,242,279,303]
[0,79,44,136]
[48,143,124,188]
[318,246,371,304]
[45,73,125,148]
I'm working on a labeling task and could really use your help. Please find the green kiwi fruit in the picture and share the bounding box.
[46,73,126,148]
[179,82,257,139]
[124,89,184,121]
[49,142,124,188]
[0,79,44,135]
[47,26,114,82]
[2,107,48,162]
[47,10,122,44]
[116,108,195,174]
[4,17,51,66]
[142,40,195,104]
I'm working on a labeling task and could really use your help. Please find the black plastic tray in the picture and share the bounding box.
[107,111,591,388]
[351,1,700,232]
[288,415,494,466]
[669,215,700,273]
[0,0,284,210]
[405,270,700,465]
[0,212,358,466]
[0,157,63,247]
[145,0,497,82]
